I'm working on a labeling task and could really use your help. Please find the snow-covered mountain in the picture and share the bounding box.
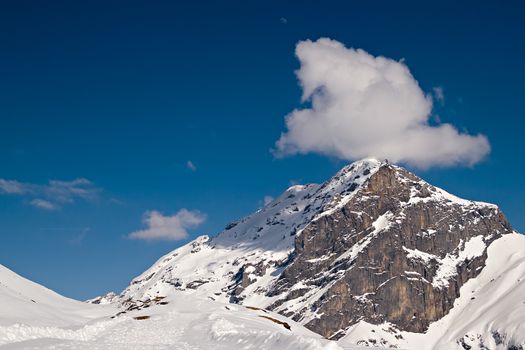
[111,159,523,349]
[119,160,385,305]
[1,158,524,350]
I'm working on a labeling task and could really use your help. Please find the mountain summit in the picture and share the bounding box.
[115,159,514,342]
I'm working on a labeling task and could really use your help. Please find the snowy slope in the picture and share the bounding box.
[0,264,113,327]
[0,290,344,350]
[338,232,525,350]
[0,265,344,349]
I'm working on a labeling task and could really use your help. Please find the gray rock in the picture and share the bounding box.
[265,165,512,339]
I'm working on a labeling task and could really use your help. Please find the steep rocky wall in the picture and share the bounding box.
[267,165,512,339]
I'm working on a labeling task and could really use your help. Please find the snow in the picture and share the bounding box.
[0,264,353,349]
[308,159,382,222]
[432,235,487,288]
[0,265,114,328]
[405,177,497,210]
[403,246,437,264]
[85,292,117,305]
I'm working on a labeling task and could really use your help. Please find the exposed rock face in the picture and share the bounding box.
[115,159,513,340]
[229,261,267,303]
[266,164,511,338]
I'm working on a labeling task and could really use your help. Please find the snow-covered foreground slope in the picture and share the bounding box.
[0,296,343,350]
[339,233,525,350]
[0,265,344,349]
[0,265,113,328]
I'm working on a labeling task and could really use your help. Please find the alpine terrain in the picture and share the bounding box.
[1,159,524,349]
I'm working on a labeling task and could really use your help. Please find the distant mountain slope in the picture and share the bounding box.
[114,159,515,343]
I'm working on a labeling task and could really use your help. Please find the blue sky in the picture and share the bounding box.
[1,0,524,300]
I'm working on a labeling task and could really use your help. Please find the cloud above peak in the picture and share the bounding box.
[275,38,490,168]
[128,209,206,241]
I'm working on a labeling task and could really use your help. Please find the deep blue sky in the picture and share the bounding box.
[1,0,523,300]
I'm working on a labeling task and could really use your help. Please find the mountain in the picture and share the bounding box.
[2,159,523,350]
[112,159,522,349]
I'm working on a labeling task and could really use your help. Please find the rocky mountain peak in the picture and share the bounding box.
[267,161,511,338]
[113,159,513,341]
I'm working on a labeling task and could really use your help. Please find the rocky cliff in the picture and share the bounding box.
[265,164,511,338]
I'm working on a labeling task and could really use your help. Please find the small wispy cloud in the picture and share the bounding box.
[37,226,91,245]
[44,178,98,203]
[433,86,445,104]
[186,160,197,172]
[280,17,288,24]
[128,209,206,241]
[0,179,31,194]
[0,177,100,210]
[263,195,274,206]
[289,179,301,186]
[30,199,57,210]
[69,227,90,246]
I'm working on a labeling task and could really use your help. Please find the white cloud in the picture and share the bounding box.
[128,209,206,241]
[289,179,301,186]
[0,179,32,194]
[263,195,274,206]
[44,178,99,203]
[0,177,99,209]
[186,160,197,171]
[275,38,490,168]
[30,199,57,210]
[433,86,445,104]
